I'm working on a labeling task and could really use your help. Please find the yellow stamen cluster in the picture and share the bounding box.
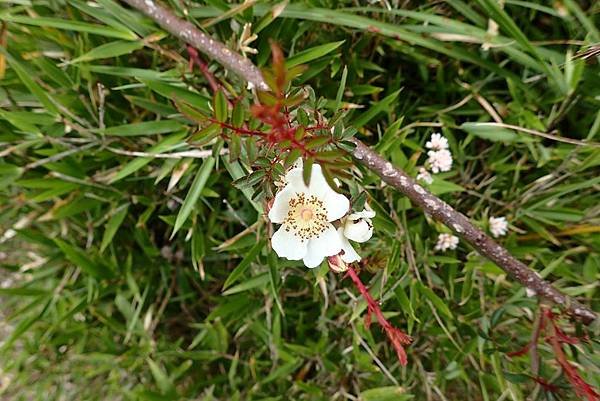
[284,193,328,241]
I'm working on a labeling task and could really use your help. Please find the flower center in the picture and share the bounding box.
[300,208,313,221]
[284,193,328,241]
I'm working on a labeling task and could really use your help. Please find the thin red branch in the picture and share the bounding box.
[187,45,220,93]
[510,309,599,400]
[543,309,599,401]
[347,266,412,366]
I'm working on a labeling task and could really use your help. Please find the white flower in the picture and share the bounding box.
[268,163,350,268]
[427,149,453,173]
[416,167,433,184]
[337,205,376,263]
[434,233,459,252]
[489,216,508,237]
[525,288,536,298]
[425,133,449,151]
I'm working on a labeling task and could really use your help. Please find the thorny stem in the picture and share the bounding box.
[346,266,412,366]
[121,0,597,325]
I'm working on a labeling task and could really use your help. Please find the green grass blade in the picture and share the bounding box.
[1,15,137,39]
[171,157,216,237]
[101,120,184,136]
[70,40,145,64]
[285,40,345,68]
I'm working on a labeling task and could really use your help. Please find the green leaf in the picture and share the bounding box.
[334,65,348,113]
[302,158,313,186]
[172,157,216,237]
[231,101,244,127]
[429,179,465,195]
[213,90,228,122]
[418,282,453,320]
[285,40,345,68]
[100,204,129,252]
[147,358,174,395]
[71,40,144,63]
[54,238,111,279]
[0,163,24,187]
[352,89,401,128]
[87,65,171,80]
[222,240,266,290]
[222,273,270,296]
[460,122,518,142]
[0,49,60,115]
[109,132,187,183]
[361,386,413,401]
[1,15,137,40]
[102,120,184,136]
[141,79,211,113]
[0,287,49,296]
[0,109,42,134]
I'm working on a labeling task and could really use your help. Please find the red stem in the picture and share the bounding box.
[187,45,221,93]
[347,266,412,366]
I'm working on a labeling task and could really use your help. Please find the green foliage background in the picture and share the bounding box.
[0,0,599,400]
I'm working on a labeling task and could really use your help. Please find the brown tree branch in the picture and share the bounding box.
[121,0,597,325]
[121,0,269,91]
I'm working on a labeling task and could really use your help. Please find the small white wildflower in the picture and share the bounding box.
[269,163,350,268]
[416,167,433,184]
[246,81,255,91]
[425,133,449,151]
[434,233,459,252]
[525,288,536,298]
[427,149,453,173]
[489,216,508,238]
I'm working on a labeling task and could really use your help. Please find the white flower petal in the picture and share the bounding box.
[268,186,298,223]
[343,219,373,243]
[302,225,342,268]
[338,228,361,263]
[271,226,308,260]
[305,164,331,196]
[323,192,350,222]
[425,133,449,151]
[434,233,459,252]
[302,164,349,221]
[284,166,308,190]
[489,216,508,238]
[348,205,376,220]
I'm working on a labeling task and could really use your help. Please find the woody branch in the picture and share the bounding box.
[121,0,597,325]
